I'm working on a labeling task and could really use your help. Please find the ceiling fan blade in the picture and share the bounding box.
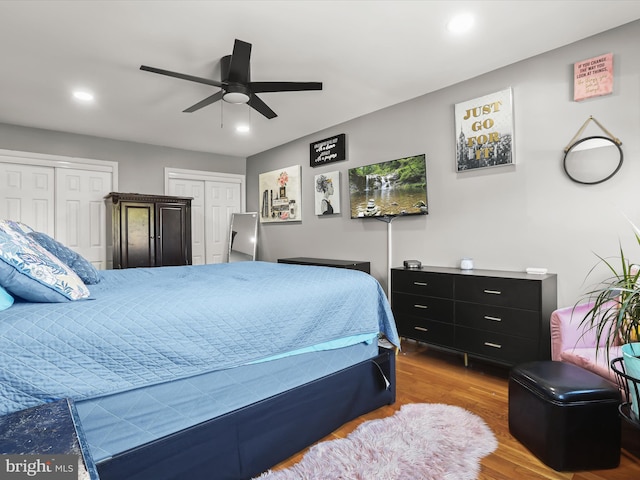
[228,39,252,83]
[248,93,277,119]
[140,65,224,89]
[183,91,224,113]
[249,81,323,93]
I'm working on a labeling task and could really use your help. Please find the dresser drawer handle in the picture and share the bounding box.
[484,315,502,322]
[414,326,428,332]
[413,281,428,286]
[483,289,502,295]
[483,342,502,349]
[413,304,428,309]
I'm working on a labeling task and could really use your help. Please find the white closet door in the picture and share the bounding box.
[167,178,206,265]
[0,162,55,233]
[55,168,112,269]
[165,168,245,265]
[205,181,242,263]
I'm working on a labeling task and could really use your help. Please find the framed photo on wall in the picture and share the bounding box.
[574,53,613,101]
[314,171,341,215]
[259,165,301,223]
[455,87,514,172]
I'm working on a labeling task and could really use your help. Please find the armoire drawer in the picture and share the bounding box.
[391,292,454,323]
[455,301,540,338]
[454,326,538,365]
[395,316,454,346]
[391,270,454,298]
[455,275,539,310]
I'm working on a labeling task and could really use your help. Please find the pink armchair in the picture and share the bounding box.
[550,301,621,385]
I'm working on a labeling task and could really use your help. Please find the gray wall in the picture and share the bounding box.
[247,20,640,307]
[0,122,245,194]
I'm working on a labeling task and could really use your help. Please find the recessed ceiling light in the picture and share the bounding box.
[236,124,250,133]
[447,13,475,34]
[73,90,94,102]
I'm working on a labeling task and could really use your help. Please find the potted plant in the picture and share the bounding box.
[579,224,640,418]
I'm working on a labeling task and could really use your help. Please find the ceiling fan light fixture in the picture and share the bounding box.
[223,91,250,104]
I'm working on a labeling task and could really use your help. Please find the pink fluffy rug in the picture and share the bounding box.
[253,403,497,480]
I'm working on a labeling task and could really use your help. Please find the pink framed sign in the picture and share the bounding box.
[574,53,613,101]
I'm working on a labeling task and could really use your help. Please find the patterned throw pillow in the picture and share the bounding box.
[5,220,35,235]
[28,232,100,285]
[0,221,90,302]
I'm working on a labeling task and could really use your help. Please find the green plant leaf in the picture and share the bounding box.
[578,224,640,363]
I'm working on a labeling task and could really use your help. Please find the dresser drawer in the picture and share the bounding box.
[391,270,454,298]
[455,301,540,338]
[455,326,538,365]
[455,276,539,310]
[392,292,454,323]
[396,316,454,346]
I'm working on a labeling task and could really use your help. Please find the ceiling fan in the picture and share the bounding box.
[140,39,323,119]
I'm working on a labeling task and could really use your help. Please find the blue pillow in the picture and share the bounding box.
[0,285,13,311]
[0,221,90,302]
[5,220,35,235]
[28,232,100,285]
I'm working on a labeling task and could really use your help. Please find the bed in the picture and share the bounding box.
[0,220,399,479]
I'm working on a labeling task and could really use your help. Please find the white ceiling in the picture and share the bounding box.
[1,1,639,158]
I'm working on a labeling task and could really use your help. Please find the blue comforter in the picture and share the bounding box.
[0,261,398,415]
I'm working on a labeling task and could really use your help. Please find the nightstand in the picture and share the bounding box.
[278,257,370,274]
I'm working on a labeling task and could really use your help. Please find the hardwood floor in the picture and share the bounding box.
[273,341,640,479]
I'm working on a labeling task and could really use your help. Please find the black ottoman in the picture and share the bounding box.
[509,361,621,471]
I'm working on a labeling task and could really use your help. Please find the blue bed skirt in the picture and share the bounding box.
[96,349,396,480]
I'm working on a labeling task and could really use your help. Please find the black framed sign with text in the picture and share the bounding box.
[310,134,346,167]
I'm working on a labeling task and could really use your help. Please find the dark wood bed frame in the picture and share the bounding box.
[96,348,396,480]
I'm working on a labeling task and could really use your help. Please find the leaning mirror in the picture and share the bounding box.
[228,212,258,262]
[563,136,623,185]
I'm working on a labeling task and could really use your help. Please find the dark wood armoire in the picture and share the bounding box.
[105,192,192,269]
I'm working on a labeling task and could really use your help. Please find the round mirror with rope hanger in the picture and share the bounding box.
[563,116,623,185]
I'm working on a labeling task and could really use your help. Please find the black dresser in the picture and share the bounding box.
[278,257,370,274]
[391,266,557,366]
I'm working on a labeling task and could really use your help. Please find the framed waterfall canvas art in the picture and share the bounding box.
[259,165,301,223]
[455,88,514,172]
